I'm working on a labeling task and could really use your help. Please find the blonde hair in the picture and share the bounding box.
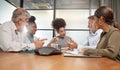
[12,8,30,22]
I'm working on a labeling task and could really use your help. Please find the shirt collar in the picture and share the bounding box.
[57,36,65,39]
[95,29,103,35]
[11,21,17,31]
[104,26,113,33]
[90,29,102,36]
[101,26,114,37]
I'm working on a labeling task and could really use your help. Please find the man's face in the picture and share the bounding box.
[88,19,96,33]
[18,18,29,31]
[88,19,93,28]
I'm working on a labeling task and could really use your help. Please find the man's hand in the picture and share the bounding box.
[51,37,59,43]
[34,38,47,49]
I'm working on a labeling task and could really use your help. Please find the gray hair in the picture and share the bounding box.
[12,8,30,22]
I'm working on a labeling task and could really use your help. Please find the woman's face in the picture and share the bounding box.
[28,23,37,35]
[58,27,66,37]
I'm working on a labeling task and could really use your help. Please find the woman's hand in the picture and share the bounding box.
[67,40,78,50]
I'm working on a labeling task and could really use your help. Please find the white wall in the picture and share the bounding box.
[0,0,16,24]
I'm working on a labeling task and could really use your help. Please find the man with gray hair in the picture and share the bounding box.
[0,8,46,52]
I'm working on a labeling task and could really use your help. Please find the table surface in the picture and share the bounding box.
[0,53,120,70]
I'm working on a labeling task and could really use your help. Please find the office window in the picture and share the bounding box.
[56,0,90,9]
[91,0,100,9]
[35,30,53,46]
[91,9,96,15]
[56,10,89,29]
[23,0,54,9]
[28,10,53,29]
[0,0,16,23]
[66,31,89,45]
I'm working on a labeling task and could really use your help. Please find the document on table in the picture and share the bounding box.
[63,50,101,58]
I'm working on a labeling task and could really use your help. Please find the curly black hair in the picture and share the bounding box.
[52,18,66,31]
[28,16,36,26]
[29,16,36,22]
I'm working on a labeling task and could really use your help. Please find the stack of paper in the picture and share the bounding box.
[63,50,101,58]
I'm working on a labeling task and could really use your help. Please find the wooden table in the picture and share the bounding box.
[0,53,120,70]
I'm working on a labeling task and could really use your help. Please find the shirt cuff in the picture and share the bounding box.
[83,48,96,55]
[28,43,35,50]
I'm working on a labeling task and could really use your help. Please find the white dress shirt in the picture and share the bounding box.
[0,21,35,51]
[78,29,103,50]
[85,29,103,47]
